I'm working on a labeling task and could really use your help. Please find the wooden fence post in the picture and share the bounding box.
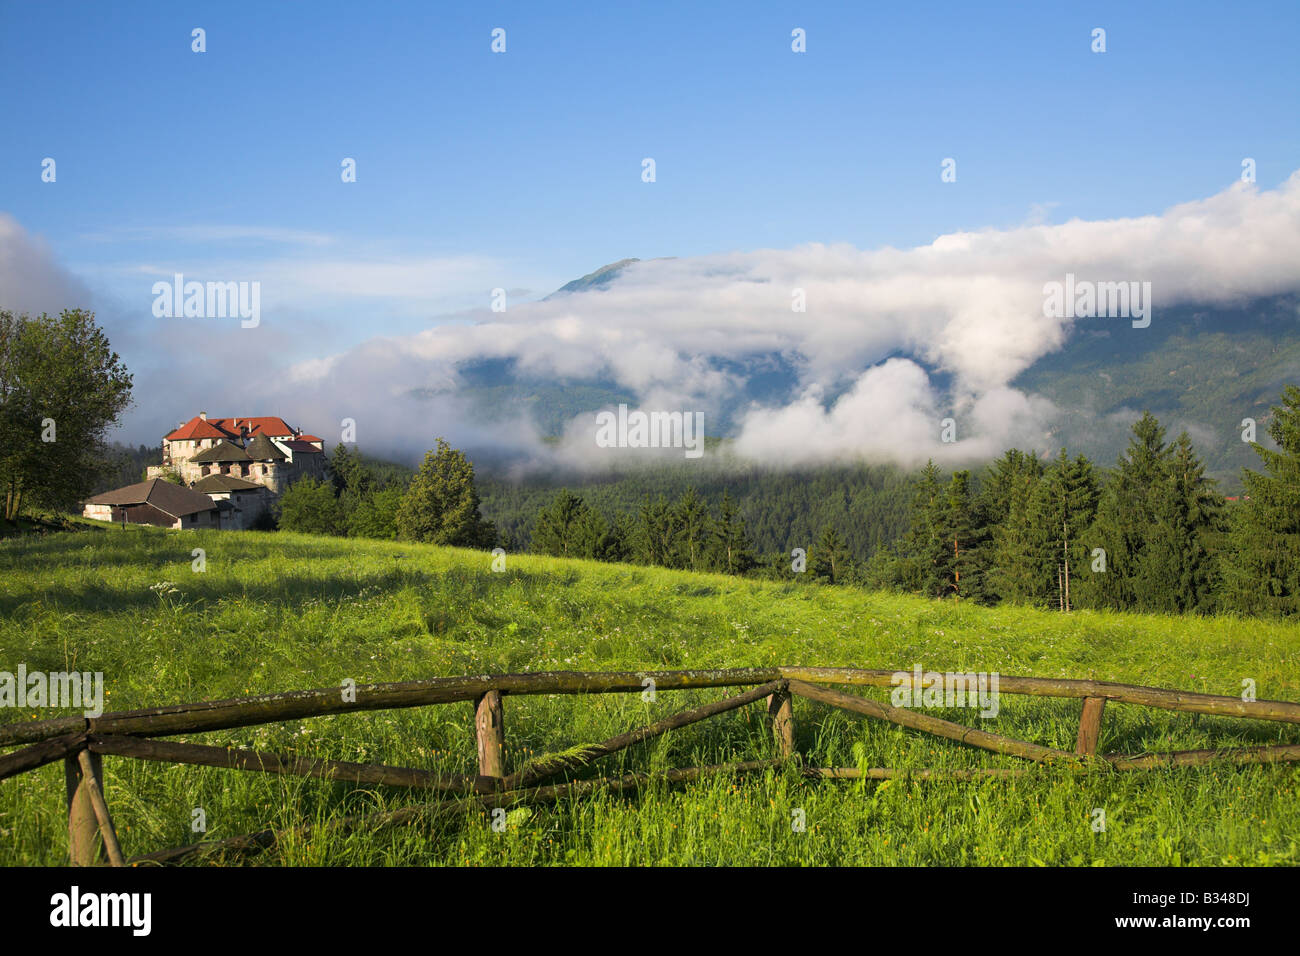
[475,690,505,791]
[65,750,102,866]
[1076,696,1107,756]
[767,687,795,758]
[77,750,127,866]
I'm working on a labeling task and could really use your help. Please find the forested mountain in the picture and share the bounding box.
[1014,294,1300,489]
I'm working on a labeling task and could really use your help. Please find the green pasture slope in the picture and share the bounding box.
[1,526,1297,866]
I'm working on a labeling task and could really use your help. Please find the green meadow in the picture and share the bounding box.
[1,526,1297,866]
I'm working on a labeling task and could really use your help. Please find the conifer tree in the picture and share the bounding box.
[975,449,1042,530]
[588,511,632,563]
[532,489,594,557]
[395,438,497,547]
[1222,385,1300,615]
[901,460,948,596]
[711,491,757,574]
[1074,413,1170,611]
[329,443,372,497]
[634,495,678,567]
[810,524,853,584]
[1037,449,1101,611]
[944,470,988,602]
[1137,432,1224,613]
[988,455,1049,605]
[671,488,713,571]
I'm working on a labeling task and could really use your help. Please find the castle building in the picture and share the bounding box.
[85,412,328,530]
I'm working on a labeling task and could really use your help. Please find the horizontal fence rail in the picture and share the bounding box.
[2,666,1298,866]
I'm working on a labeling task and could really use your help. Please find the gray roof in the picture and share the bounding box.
[245,433,288,460]
[191,474,265,494]
[85,478,219,518]
[191,440,251,463]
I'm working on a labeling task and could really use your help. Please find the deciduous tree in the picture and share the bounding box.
[0,309,133,521]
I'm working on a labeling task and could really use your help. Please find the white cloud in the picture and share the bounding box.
[5,171,1300,468]
[283,171,1300,466]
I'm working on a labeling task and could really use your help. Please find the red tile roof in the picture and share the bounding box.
[283,440,323,454]
[165,415,299,441]
[216,416,296,438]
[298,434,324,443]
[164,417,230,441]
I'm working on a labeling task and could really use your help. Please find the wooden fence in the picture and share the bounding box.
[2,666,1299,865]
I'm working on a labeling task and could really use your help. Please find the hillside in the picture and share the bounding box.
[1014,294,1300,486]
[2,528,1297,865]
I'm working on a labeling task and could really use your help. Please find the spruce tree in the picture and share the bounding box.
[586,511,632,563]
[532,489,593,557]
[902,460,948,597]
[1137,432,1224,613]
[329,443,372,497]
[1222,385,1300,615]
[1075,412,1170,611]
[634,495,678,567]
[988,455,1049,605]
[671,488,713,571]
[944,470,987,602]
[711,491,757,574]
[810,524,852,584]
[976,449,1042,529]
[1037,449,1101,611]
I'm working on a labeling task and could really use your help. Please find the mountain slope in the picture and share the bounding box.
[1014,294,1300,483]
[544,258,642,299]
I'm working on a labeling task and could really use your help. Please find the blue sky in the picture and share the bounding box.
[1,1,1298,453]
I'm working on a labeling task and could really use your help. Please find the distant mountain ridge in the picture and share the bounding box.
[449,259,1300,488]
[544,258,642,299]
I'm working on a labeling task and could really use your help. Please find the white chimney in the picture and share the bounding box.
[199,411,207,421]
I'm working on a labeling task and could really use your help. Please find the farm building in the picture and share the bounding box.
[82,478,223,529]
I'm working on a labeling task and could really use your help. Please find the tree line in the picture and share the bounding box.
[520,387,1300,618]
[866,388,1300,617]
[9,307,1293,619]
[528,487,763,574]
[476,463,913,559]
[275,385,1300,618]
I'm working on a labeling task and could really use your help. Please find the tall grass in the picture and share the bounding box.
[1,527,1296,865]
